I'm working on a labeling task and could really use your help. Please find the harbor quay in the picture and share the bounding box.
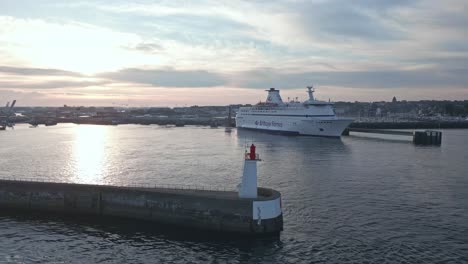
[0,179,283,235]
[6,100,468,131]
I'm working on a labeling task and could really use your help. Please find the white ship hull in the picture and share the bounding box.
[236,115,353,137]
[236,86,353,137]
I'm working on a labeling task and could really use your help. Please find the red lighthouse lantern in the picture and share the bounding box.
[249,144,256,160]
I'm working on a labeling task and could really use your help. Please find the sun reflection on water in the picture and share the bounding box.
[72,125,109,184]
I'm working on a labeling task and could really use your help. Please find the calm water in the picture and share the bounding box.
[0,124,467,263]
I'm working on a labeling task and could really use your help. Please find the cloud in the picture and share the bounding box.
[0,65,82,77]
[0,16,142,74]
[0,0,467,105]
[232,67,468,89]
[0,65,109,90]
[98,65,468,91]
[99,68,226,87]
[292,0,410,41]
[128,42,164,54]
[0,80,108,89]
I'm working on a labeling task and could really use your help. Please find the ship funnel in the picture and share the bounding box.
[307,86,315,101]
[238,144,260,198]
[265,88,284,105]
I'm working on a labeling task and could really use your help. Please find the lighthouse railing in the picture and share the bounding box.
[244,153,260,160]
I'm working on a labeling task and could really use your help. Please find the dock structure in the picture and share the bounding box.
[412,130,442,145]
[343,128,442,145]
[0,145,283,235]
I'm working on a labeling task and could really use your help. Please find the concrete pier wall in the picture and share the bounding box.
[0,180,283,235]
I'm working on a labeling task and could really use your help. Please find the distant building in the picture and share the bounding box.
[376,107,382,116]
[392,96,397,103]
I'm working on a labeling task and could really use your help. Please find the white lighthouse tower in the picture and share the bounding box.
[238,144,260,198]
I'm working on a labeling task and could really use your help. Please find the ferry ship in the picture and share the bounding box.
[235,86,353,137]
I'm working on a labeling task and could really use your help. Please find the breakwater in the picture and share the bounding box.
[0,179,283,235]
[25,117,234,127]
[344,128,442,145]
[349,121,468,129]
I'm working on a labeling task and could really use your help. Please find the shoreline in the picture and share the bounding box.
[13,118,468,130]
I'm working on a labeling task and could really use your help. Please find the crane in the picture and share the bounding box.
[0,100,16,130]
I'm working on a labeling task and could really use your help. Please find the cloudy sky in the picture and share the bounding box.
[1,0,467,106]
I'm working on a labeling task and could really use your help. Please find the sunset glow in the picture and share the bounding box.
[1,0,467,106]
[72,125,109,184]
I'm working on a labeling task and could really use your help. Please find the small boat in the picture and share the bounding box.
[44,120,58,126]
[210,120,218,128]
[29,121,39,128]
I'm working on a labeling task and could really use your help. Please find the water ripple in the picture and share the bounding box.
[1,125,467,263]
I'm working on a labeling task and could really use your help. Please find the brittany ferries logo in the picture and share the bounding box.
[255,120,283,127]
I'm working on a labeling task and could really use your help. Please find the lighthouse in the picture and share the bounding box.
[238,144,260,198]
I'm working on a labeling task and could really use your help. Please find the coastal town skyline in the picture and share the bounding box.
[1,0,467,106]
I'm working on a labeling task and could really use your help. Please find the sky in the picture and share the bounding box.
[0,0,467,106]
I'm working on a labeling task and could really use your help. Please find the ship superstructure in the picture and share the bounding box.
[235,86,352,137]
